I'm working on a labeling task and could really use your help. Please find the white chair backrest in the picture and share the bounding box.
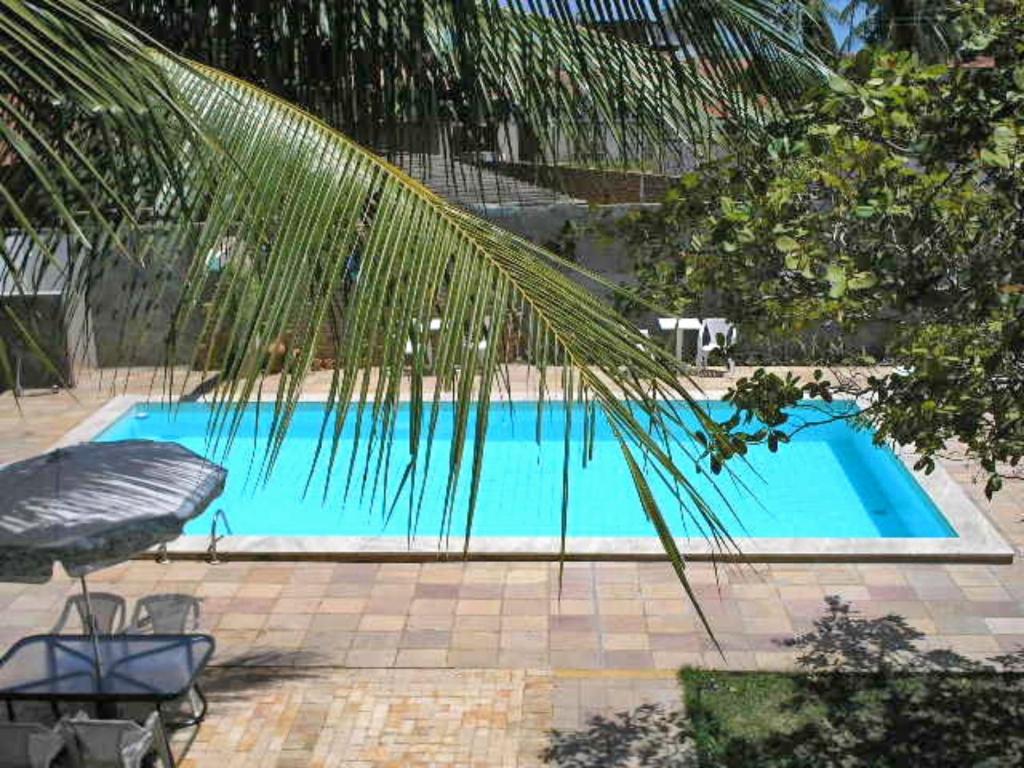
[700,318,736,348]
[51,594,126,635]
[60,714,155,768]
[0,723,65,768]
[131,594,201,634]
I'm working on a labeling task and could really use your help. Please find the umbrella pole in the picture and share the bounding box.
[79,576,104,679]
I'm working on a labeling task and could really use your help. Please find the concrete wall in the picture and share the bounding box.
[0,235,96,390]
[477,202,648,299]
[84,249,204,368]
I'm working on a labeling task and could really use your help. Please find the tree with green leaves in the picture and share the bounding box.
[621,1,1024,497]
[837,0,955,59]
[0,0,827,618]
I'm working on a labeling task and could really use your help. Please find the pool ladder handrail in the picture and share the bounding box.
[206,509,232,564]
[155,543,170,564]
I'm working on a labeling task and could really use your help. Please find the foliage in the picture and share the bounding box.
[113,0,827,174]
[682,597,1024,767]
[620,1,1024,495]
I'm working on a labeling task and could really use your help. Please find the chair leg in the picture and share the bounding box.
[153,706,176,768]
[164,684,208,729]
[188,684,208,723]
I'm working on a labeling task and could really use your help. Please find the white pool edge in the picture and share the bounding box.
[59,395,1015,564]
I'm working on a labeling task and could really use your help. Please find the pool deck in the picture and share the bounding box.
[2,366,1023,766]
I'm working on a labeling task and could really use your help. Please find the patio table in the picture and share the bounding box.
[0,633,214,727]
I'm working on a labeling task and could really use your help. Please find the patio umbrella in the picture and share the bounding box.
[0,440,226,673]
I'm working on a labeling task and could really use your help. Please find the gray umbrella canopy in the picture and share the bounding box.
[0,440,227,583]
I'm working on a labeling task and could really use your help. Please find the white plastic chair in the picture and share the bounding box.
[128,595,201,634]
[657,317,701,361]
[696,318,737,371]
[51,594,126,635]
[124,596,206,726]
[404,318,442,366]
[59,711,173,768]
[468,316,491,358]
[0,722,66,768]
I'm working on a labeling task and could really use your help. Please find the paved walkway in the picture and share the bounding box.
[2,368,1023,765]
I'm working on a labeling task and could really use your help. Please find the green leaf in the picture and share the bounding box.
[848,271,878,291]
[825,264,847,298]
[828,74,856,94]
[775,235,800,253]
[980,148,1012,168]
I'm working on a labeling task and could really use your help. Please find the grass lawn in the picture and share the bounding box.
[680,667,1024,767]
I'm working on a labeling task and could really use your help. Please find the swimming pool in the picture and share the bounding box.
[96,400,956,542]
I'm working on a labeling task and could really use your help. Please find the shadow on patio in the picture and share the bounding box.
[543,596,1024,767]
[543,701,695,767]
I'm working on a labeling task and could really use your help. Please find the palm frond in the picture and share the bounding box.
[113,0,827,174]
[1,0,770,633]
[169,60,737,562]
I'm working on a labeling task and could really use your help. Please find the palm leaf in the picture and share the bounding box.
[114,0,827,175]
[1,0,777,634]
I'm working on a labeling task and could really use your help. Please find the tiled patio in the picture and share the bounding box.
[2,369,1023,765]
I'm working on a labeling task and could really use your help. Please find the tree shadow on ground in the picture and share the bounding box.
[543,597,1024,767]
[690,596,1024,767]
[198,649,329,697]
[542,702,696,767]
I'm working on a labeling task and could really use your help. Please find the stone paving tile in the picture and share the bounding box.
[176,668,552,767]
[3,557,1024,673]
[547,672,695,765]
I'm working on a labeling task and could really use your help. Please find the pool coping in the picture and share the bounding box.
[55,395,1016,565]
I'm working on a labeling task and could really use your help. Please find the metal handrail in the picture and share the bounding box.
[205,509,231,564]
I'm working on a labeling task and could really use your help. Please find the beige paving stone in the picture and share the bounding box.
[454,614,502,632]
[408,598,456,615]
[176,667,550,767]
[271,597,322,614]
[344,649,399,667]
[647,614,698,633]
[986,617,1024,634]
[549,599,595,615]
[318,598,367,614]
[503,599,547,616]
[602,633,650,651]
[455,599,501,615]
[502,614,548,631]
[598,599,644,616]
[219,613,269,631]
[962,585,1013,602]
[451,630,500,650]
[265,613,315,631]
[395,649,449,667]
[405,614,455,631]
[357,614,406,632]
[550,631,600,651]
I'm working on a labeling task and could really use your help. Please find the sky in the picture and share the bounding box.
[827,0,867,51]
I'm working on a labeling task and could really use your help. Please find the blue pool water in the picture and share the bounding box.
[96,401,955,540]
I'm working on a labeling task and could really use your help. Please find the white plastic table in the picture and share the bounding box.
[657,317,702,361]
